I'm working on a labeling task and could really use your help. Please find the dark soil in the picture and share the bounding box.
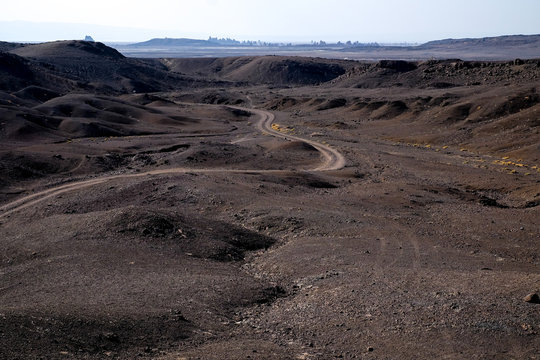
[0,41,538,359]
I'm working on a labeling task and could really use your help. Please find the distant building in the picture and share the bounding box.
[84,35,95,42]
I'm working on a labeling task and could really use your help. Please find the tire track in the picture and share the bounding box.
[0,106,345,218]
[246,107,346,171]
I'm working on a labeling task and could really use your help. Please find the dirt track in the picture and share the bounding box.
[247,107,346,171]
[0,106,344,218]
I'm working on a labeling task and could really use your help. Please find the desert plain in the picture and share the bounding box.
[0,39,539,359]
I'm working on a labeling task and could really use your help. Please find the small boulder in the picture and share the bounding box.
[523,293,540,304]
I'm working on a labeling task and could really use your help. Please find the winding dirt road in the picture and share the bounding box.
[0,106,345,218]
[244,107,346,171]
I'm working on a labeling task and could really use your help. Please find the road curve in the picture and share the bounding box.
[244,107,346,171]
[0,107,345,218]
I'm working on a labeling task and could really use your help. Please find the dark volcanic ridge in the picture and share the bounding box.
[162,56,352,85]
[1,40,227,94]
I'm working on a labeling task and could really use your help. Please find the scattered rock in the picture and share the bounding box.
[523,293,540,304]
[478,196,506,208]
[378,60,417,72]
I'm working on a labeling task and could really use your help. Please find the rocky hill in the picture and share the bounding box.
[162,56,354,85]
[2,40,224,94]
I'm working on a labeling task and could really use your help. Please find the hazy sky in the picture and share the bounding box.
[1,0,539,43]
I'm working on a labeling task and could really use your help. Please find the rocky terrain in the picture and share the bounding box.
[0,40,538,359]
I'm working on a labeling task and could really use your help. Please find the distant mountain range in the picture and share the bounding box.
[129,34,540,49]
[3,34,537,61]
[128,37,253,47]
[129,38,217,47]
[420,34,540,47]
[119,34,540,61]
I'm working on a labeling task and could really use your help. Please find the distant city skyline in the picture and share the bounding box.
[1,0,539,43]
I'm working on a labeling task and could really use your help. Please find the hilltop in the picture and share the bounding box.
[1,40,224,94]
[162,56,353,85]
[10,40,125,59]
